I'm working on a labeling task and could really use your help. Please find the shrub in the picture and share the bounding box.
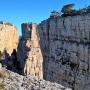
[61,4,90,17]
[61,4,75,14]
[50,10,60,18]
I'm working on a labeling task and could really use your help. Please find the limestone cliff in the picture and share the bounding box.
[37,14,90,90]
[0,22,18,55]
[17,14,90,90]
[17,23,43,80]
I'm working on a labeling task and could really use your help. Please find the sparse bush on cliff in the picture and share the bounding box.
[5,22,13,26]
[61,3,75,14]
[49,4,90,18]
[61,4,90,17]
[0,21,3,24]
[50,10,60,18]
[81,5,90,14]
[86,6,90,13]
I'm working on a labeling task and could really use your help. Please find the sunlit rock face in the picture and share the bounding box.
[0,22,18,55]
[37,14,90,90]
[17,23,43,80]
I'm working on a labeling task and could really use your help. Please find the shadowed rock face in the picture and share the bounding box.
[12,14,90,90]
[0,22,18,55]
[17,23,43,80]
[37,14,90,90]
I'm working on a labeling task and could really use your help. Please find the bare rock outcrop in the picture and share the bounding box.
[17,14,90,90]
[0,22,18,55]
[17,23,43,80]
[37,14,90,90]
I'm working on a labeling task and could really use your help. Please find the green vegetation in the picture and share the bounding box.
[61,4,90,17]
[50,10,60,18]
[50,4,90,18]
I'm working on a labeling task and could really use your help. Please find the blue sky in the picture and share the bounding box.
[0,0,90,35]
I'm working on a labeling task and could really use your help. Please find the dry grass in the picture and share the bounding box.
[0,69,10,78]
[0,72,6,78]
[0,82,6,90]
[27,79,32,85]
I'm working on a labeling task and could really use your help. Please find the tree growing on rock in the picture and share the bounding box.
[50,10,60,18]
[86,5,90,13]
[61,4,90,17]
[61,4,75,14]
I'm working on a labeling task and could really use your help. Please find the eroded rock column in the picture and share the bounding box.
[17,23,43,80]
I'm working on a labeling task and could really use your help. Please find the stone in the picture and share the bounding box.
[0,68,71,90]
[37,14,90,90]
[16,13,90,90]
[17,23,43,80]
[0,22,18,55]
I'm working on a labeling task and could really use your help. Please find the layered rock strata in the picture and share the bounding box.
[37,14,90,90]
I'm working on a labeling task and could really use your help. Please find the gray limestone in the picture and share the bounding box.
[37,14,90,90]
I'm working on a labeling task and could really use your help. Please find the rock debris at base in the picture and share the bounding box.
[0,68,71,90]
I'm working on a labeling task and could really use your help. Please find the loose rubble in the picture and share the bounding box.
[0,68,71,90]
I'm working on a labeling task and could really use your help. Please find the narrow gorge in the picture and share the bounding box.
[0,13,90,90]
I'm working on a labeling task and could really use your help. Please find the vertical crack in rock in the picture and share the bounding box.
[37,14,90,90]
[17,23,43,80]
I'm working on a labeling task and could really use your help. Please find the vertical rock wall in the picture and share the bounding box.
[0,22,18,55]
[17,23,32,69]
[38,14,90,90]
[17,23,43,80]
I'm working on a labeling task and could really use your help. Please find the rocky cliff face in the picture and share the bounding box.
[17,23,43,80]
[0,22,18,55]
[37,14,90,90]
